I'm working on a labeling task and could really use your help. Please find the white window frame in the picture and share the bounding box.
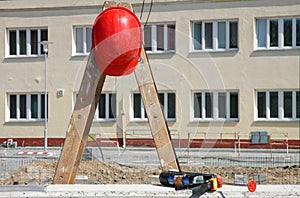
[191,91,239,121]
[7,93,46,122]
[73,92,116,122]
[131,93,147,121]
[7,28,48,57]
[159,92,176,121]
[255,90,300,121]
[131,92,176,121]
[191,20,238,52]
[143,23,176,53]
[255,17,300,50]
[73,26,92,56]
[94,93,117,122]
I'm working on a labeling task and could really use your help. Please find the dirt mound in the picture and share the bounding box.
[1,161,299,185]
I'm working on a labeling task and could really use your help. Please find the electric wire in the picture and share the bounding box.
[140,0,146,20]
[144,0,153,28]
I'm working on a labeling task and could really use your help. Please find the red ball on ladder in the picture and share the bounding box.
[92,6,142,76]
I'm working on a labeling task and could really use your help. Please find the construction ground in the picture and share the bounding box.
[0,146,299,197]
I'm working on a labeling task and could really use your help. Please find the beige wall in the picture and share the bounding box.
[0,0,299,142]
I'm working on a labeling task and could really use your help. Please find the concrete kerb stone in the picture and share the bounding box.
[0,184,300,197]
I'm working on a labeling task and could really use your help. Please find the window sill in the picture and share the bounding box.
[72,54,89,57]
[93,119,116,122]
[145,50,176,54]
[254,119,300,122]
[130,118,176,122]
[254,47,300,52]
[130,119,148,123]
[190,48,238,53]
[190,118,239,122]
[6,119,45,123]
[4,56,45,62]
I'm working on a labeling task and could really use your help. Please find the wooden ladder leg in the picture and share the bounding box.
[53,1,117,184]
[120,1,181,172]
[134,48,181,172]
[52,52,106,184]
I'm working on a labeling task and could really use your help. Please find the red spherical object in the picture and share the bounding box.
[92,6,142,76]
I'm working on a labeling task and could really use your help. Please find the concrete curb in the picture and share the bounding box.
[0,184,299,197]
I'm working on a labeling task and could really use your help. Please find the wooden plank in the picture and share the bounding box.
[134,47,181,172]
[121,1,180,172]
[53,1,117,184]
[53,53,106,184]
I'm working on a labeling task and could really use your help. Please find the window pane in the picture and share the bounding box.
[133,94,141,118]
[296,19,300,46]
[19,30,27,55]
[257,92,266,118]
[194,93,202,118]
[157,25,164,51]
[86,27,92,53]
[158,93,164,108]
[30,30,38,54]
[284,19,292,47]
[230,92,238,118]
[20,94,27,118]
[270,92,278,118]
[257,19,266,47]
[9,95,17,118]
[98,94,106,118]
[270,19,278,47]
[76,28,83,53]
[109,94,116,119]
[229,21,238,48]
[284,91,292,118]
[41,29,48,54]
[144,25,152,51]
[31,94,38,119]
[9,30,17,55]
[168,93,176,119]
[167,24,175,50]
[218,92,226,118]
[193,22,202,50]
[205,92,213,118]
[205,23,213,49]
[41,94,45,119]
[296,91,300,118]
[218,22,226,49]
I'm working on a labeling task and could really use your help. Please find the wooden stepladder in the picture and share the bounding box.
[53,1,180,184]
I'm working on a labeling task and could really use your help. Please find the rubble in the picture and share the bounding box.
[0,161,299,185]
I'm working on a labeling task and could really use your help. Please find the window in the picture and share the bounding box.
[8,93,47,121]
[143,23,175,53]
[74,26,92,55]
[8,28,48,56]
[256,17,300,49]
[192,91,239,121]
[96,93,116,121]
[256,91,300,121]
[192,20,238,51]
[159,92,176,120]
[132,92,176,121]
[74,92,116,121]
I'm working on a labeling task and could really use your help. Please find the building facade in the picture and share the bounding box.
[0,0,299,148]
